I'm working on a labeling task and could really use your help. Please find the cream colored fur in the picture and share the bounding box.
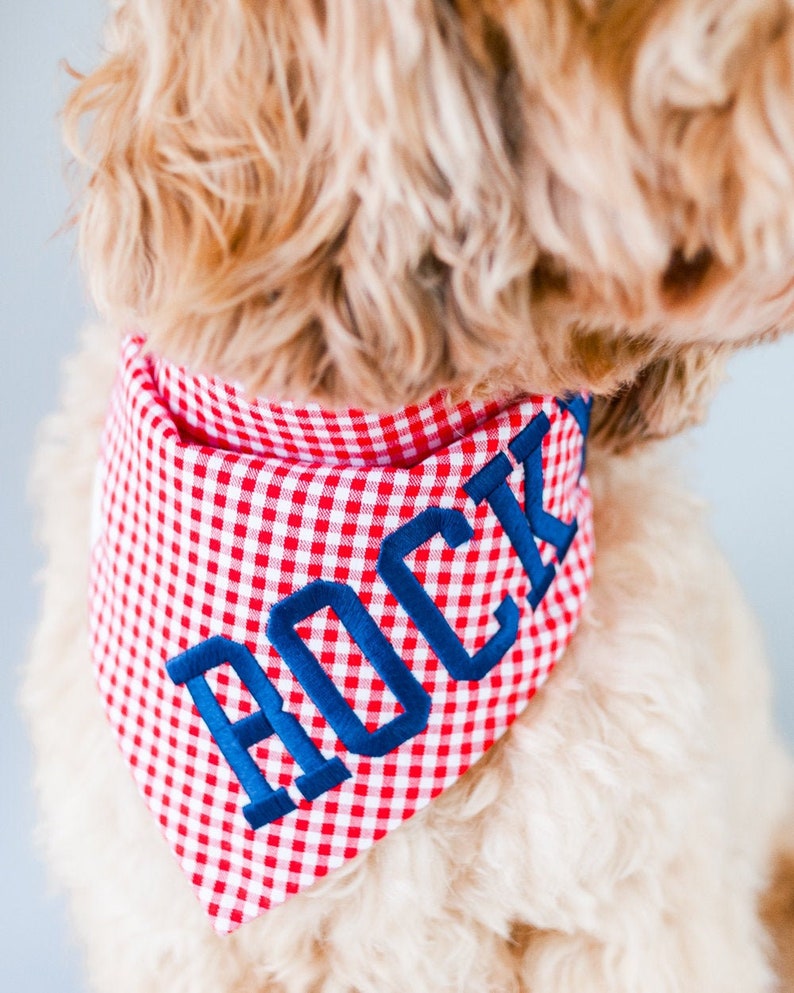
[26,0,794,989]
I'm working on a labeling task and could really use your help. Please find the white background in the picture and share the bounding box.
[2,3,792,990]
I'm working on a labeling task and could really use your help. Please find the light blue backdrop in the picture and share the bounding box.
[2,4,792,991]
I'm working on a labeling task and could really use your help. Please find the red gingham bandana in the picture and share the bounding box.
[89,336,594,933]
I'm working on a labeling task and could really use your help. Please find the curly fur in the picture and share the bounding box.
[26,1,794,990]
[63,1,794,416]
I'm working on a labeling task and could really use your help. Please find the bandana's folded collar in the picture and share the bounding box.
[89,335,594,933]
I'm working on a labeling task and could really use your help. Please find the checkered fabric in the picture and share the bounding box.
[89,335,594,934]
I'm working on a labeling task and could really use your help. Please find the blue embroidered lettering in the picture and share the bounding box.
[267,580,431,757]
[556,395,592,477]
[463,412,577,608]
[508,413,578,560]
[166,636,350,829]
[377,507,520,681]
[166,404,587,828]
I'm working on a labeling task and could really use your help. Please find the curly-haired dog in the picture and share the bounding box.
[26,1,794,991]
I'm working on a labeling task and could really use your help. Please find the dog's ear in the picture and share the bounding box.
[589,342,729,453]
[62,0,333,380]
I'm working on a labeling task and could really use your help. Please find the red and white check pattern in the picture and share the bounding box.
[89,336,594,933]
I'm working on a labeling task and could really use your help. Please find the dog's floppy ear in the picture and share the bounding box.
[589,343,729,453]
[61,0,543,410]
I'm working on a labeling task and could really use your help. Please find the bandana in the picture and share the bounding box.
[89,335,594,933]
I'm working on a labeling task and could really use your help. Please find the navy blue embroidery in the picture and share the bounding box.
[166,399,589,829]
[463,411,576,609]
[557,395,592,477]
[508,413,578,560]
[166,635,350,829]
[267,580,432,757]
[377,507,520,681]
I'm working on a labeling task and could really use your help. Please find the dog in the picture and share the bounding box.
[25,1,794,990]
